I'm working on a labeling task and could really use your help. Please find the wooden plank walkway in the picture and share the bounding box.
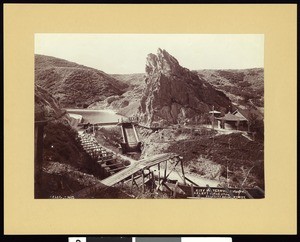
[72,153,177,198]
[101,153,178,186]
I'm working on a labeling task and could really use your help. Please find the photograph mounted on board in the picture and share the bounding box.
[34,34,264,199]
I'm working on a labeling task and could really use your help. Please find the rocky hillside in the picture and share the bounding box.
[138,48,232,127]
[89,73,145,116]
[35,54,128,108]
[35,85,93,197]
[111,73,145,88]
[196,68,264,115]
[35,84,67,122]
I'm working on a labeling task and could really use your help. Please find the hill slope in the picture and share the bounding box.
[89,73,145,116]
[35,54,128,108]
[196,68,264,115]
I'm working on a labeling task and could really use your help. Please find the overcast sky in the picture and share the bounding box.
[35,34,264,74]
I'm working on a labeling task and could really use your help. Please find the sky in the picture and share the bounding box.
[35,34,264,74]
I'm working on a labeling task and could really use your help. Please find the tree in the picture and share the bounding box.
[248,112,264,141]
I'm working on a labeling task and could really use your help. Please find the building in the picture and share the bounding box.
[209,110,222,129]
[217,110,249,131]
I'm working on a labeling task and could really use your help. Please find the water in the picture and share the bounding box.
[66,109,124,124]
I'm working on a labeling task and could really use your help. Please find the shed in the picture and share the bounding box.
[217,111,249,131]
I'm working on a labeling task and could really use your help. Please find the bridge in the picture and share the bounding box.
[71,150,265,199]
[72,153,185,198]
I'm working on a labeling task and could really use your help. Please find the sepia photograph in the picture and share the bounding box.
[34,34,265,199]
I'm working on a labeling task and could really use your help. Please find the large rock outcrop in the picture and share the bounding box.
[138,48,232,127]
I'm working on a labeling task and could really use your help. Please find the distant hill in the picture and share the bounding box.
[89,73,146,116]
[195,68,264,116]
[35,54,128,108]
[111,73,145,88]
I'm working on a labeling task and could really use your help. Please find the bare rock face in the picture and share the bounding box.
[145,48,187,77]
[138,49,231,127]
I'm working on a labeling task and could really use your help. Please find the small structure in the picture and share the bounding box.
[68,113,83,127]
[209,109,222,129]
[118,118,141,154]
[209,110,222,117]
[217,110,249,131]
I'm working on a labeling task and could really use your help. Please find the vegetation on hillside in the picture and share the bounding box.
[35,54,128,108]
[196,68,264,112]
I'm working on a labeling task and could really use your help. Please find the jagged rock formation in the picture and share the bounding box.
[35,54,128,108]
[138,48,232,127]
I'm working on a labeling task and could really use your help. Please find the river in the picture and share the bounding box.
[66,108,125,124]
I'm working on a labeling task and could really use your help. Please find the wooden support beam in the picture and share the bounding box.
[191,184,194,197]
[174,167,186,184]
[130,174,134,193]
[164,160,180,180]
[35,124,45,198]
[141,169,145,193]
[158,163,160,189]
[206,184,214,198]
[164,160,167,179]
[173,181,179,198]
[109,166,125,172]
[163,183,173,193]
[222,185,234,198]
[241,187,253,199]
[185,176,200,187]
[133,178,139,189]
[155,179,164,192]
[156,159,180,191]
[180,158,186,185]
[255,186,265,195]
[151,171,155,190]
[104,163,123,167]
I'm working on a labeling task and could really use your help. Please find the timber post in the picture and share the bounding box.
[164,160,167,179]
[191,183,194,197]
[35,122,46,198]
[173,181,179,198]
[141,169,145,193]
[180,157,186,185]
[158,163,161,189]
[130,174,134,193]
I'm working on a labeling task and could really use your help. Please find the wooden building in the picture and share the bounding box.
[217,110,249,131]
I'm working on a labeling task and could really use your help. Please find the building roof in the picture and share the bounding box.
[209,110,221,114]
[232,107,264,121]
[217,112,248,122]
[232,109,248,121]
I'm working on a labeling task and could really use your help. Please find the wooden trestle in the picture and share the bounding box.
[78,133,126,177]
[72,153,186,198]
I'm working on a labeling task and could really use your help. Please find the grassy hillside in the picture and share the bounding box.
[111,73,145,88]
[35,54,128,108]
[196,68,264,115]
[89,73,145,116]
